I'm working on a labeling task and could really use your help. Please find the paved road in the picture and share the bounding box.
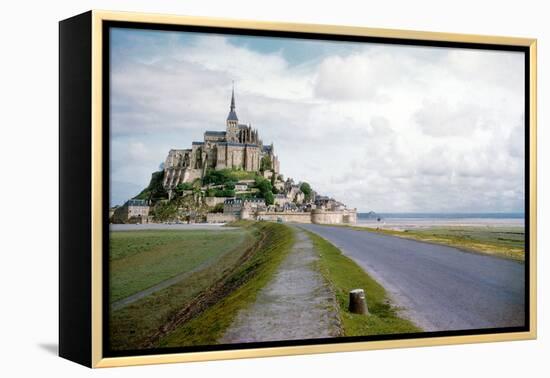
[220,227,342,343]
[299,224,525,332]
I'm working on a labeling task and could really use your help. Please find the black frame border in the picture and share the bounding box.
[59,11,93,367]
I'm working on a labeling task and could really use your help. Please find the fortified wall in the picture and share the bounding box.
[204,196,229,207]
[256,212,312,223]
[311,209,357,224]
[207,209,357,225]
[252,208,357,225]
[206,213,238,223]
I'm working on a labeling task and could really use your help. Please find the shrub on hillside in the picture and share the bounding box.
[133,171,168,201]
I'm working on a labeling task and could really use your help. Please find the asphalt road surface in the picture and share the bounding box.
[299,224,525,332]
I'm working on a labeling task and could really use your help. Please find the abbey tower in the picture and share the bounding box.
[226,86,239,142]
[162,87,280,190]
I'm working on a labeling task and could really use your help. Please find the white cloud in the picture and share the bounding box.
[414,100,482,137]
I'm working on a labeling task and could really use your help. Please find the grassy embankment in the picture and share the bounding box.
[109,228,255,350]
[109,222,294,350]
[307,231,421,336]
[158,221,294,347]
[346,225,525,261]
[110,230,249,303]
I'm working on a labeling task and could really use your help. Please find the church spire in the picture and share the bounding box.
[230,82,235,111]
[227,81,239,122]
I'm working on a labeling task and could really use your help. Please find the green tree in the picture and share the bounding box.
[202,169,227,185]
[220,189,235,197]
[203,168,257,185]
[255,176,272,193]
[300,182,313,202]
[175,182,193,195]
[260,155,272,172]
[254,176,274,204]
[264,191,274,205]
[212,203,224,213]
[224,181,236,190]
[212,188,235,197]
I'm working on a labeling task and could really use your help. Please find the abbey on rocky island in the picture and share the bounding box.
[162,87,280,190]
[108,86,358,226]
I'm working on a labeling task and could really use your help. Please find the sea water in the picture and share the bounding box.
[356,212,525,229]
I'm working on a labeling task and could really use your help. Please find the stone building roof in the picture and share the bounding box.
[218,142,259,147]
[204,131,226,136]
[126,199,148,207]
[192,141,205,145]
[224,198,266,205]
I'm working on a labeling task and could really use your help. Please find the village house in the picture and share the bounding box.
[111,199,151,224]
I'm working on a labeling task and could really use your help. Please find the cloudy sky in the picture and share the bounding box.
[110,27,525,213]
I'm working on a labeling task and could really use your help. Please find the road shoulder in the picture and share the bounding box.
[220,226,342,343]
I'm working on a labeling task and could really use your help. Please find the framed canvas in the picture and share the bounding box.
[59,10,537,368]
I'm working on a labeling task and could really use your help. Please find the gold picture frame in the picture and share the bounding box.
[59,9,537,368]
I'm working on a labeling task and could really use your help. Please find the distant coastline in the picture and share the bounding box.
[357,212,525,229]
[359,212,524,219]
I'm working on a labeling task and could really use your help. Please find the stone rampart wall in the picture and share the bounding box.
[311,210,344,224]
[204,197,229,207]
[255,212,312,223]
[206,213,238,223]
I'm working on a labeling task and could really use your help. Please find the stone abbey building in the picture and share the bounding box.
[162,88,280,189]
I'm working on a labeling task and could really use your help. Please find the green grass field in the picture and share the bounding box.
[158,222,294,347]
[109,228,257,350]
[109,229,250,303]
[349,225,525,261]
[307,231,421,336]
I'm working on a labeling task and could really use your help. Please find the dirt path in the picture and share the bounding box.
[220,226,342,343]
